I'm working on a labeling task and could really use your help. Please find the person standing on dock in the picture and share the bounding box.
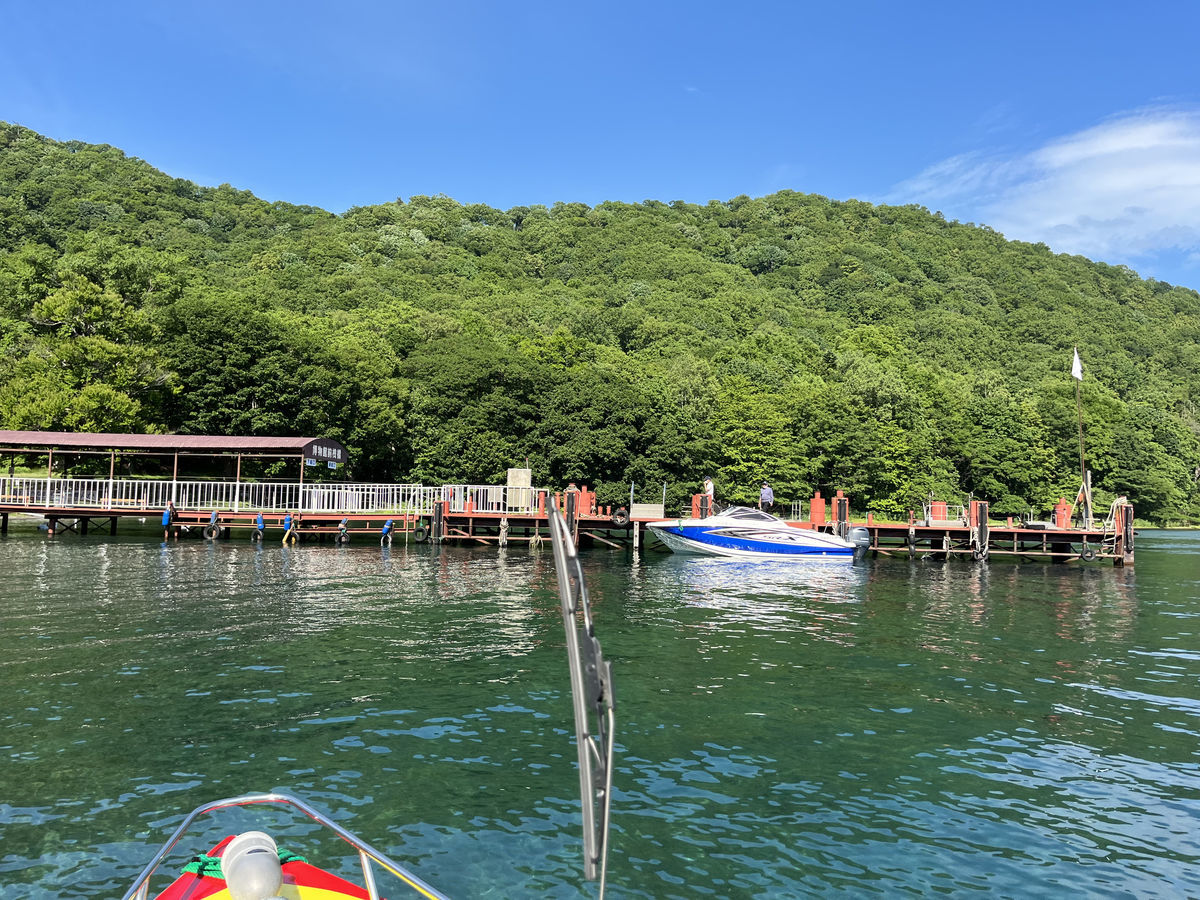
[759,481,774,513]
[703,476,715,516]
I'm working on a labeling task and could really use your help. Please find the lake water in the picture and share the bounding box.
[1,524,1198,898]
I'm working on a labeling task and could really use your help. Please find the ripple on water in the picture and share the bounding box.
[1,530,1200,896]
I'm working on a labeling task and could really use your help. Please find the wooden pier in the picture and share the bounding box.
[794,490,1135,566]
[0,476,640,548]
[0,477,1134,564]
[0,429,1134,564]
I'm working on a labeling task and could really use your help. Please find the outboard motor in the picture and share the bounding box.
[847,526,871,559]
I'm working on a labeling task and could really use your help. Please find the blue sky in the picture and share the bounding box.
[5,1,1200,289]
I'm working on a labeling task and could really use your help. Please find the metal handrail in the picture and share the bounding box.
[120,791,449,900]
[923,501,967,525]
[548,508,615,898]
[0,476,552,517]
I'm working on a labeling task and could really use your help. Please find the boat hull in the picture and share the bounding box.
[648,520,855,559]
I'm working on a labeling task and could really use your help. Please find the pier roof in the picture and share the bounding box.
[0,430,348,463]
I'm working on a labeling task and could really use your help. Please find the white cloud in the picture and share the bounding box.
[885,108,1200,276]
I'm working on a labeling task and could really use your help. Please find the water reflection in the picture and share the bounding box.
[1,530,1200,898]
[635,555,868,640]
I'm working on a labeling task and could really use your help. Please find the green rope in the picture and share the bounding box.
[181,848,308,878]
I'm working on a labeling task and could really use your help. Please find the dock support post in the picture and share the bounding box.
[81,517,89,536]
[1,512,7,534]
[432,501,444,544]
[834,492,849,539]
[633,522,640,551]
[565,487,579,545]
[47,516,56,536]
[970,501,989,560]
[810,491,826,526]
[1116,504,1135,566]
[110,516,117,536]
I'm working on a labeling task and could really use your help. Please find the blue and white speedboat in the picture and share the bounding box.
[647,506,861,559]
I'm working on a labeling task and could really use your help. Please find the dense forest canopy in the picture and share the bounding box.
[1,123,1198,522]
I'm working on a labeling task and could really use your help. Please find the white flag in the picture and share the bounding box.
[1071,347,1083,381]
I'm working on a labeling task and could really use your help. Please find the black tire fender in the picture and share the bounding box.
[1080,546,1097,561]
[203,524,218,540]
[612,507,630,527]
[414,525,428,543]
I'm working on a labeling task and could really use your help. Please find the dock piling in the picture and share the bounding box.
[432,502,445,544]
[565,485,580,545]
[834,492,850,539]
[1117,504,1135,566]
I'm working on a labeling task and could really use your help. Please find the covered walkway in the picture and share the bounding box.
[0,430,348,483]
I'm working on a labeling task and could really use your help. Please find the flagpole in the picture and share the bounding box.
[1072,347,1090,528]
[1076,376,1086,482]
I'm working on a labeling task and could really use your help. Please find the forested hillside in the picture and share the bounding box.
[2,123,1198,522]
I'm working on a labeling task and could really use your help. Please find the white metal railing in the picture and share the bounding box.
[442,484,542,514]
[0,476,177,511]
[923,502,967,526]
[0,476,552,516]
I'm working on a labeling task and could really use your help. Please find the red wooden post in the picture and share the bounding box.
[810,491,826,525]
[1053,497,1072,529]
[691,493,701,518]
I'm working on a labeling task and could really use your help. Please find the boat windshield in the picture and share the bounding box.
[720,506,781,523]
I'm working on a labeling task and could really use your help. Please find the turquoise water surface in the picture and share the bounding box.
[1,525,1198,898]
